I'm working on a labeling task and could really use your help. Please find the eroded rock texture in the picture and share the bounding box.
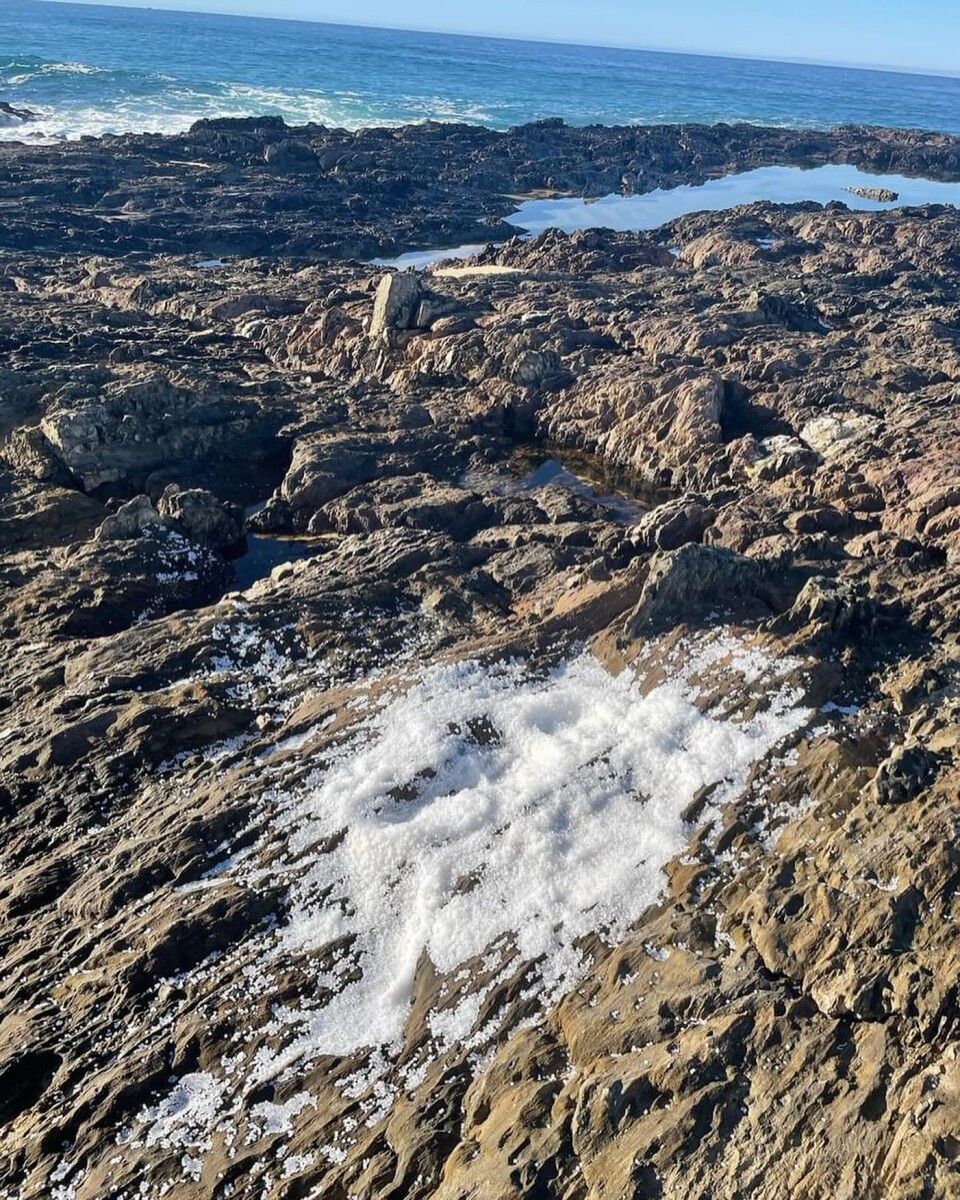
[1,120,959,1200]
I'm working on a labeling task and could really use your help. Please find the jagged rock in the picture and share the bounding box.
[624,543,783,635]
[629,500,713,551]
[846,530,924,558]
[157,485,244,548]
[476,226,674,272]
[869,742,939,805]
[745,434,821,481]
[506,346,567,390]
[0,479,104,551]
[799,411,880,458]
[32,373,287,494]
[784,575,883,638]
[3,116,958,259]
[3,528,230,638]
[1,426,75,484]
[783,505,851,535]
[3,123,960,1200]
[263,140,318,170]
[319,475,492,540]
[93,495,164,541]
[248,496,294,533]
[370,271,423,337]
[749,288,828,332]
[680,231,768,268]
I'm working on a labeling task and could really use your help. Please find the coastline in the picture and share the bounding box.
[1,116,960,1198]
[2,118,960,263]
[7,3,960,139]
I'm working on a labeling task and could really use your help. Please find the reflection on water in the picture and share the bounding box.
[227,534,326,590]
[370,164,960,271]
[515,454,647,522]
[370,242,487,271]
[506,164,960,235]
[465,445,659,524]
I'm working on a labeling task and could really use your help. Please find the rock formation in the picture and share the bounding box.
[846,185,900,202]
[0,119,959,1200]
[0,101,36,127]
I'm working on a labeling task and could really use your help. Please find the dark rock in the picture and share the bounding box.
[0,101,37,128]
[157,485,245,549]
[624,544,786,635]
[870,743,939,805]
[93,495,164,541]
[263,140,319,170]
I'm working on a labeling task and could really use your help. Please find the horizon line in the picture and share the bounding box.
[30,0,960,81]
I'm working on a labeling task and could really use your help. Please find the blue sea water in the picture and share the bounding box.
[3,0,960,142]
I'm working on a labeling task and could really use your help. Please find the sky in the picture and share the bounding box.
[41,1,960,74]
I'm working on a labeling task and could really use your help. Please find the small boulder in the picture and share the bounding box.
[746,434,821,481]
[870,743,938,805]
[157,485,245,549]
[93,495,164,542]
[263,140,318,170]
[248,496,294,534]
[624,543,781,635]
[785,575,881,638]
[749,289,828,333]
[783,506,851,536]
[630,500,713,552]
[846,186,899,203]
[506,347,567,390]
[800,412,880,459]
[370,272,423,338]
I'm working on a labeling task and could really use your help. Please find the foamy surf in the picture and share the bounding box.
[5,3,960,143]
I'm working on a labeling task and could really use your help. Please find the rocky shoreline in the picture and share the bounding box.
[2,119,960,1199]
[3,116,960,260]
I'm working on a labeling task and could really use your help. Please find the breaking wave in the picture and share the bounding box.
[0,52,512,142]
[5,7,960,144]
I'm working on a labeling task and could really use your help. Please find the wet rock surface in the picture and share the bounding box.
[1,119,960,1200]
[0,101,37,127]
[3,116,960,260]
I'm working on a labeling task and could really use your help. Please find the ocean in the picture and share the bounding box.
[3,0,960,142]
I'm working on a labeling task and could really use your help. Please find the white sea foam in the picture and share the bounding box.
[139,1072,226,1150]
[0,65,511,143]
[248,646,808,1074]
[132,638,809,1163]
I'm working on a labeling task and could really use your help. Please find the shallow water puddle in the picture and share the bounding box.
[464,445,657,523]
[227,533,327,589]
[369,241,487,270]
[506,163,960,235]
[512,446,663,520]
[371,164,960,270]
[521,455,642,516]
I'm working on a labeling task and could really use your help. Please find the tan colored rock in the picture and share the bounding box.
[370,271,423,337]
